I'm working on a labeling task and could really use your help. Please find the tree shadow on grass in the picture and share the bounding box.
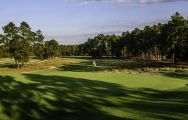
[59,63,94,72]
[0,63,16,68]
[59,60,104,72]
[162,72,188,80]
[59,59,122,72]
[0,74,188,120]
[110,61,172,71]
[0,75,130,120]
[59,59,175,72]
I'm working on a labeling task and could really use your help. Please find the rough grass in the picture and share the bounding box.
[0,57,188,120]
[1,57,188,73]
[105,60,188,72]
[0,58,73,73]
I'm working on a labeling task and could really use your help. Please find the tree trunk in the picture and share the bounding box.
[144,53,147,59]
[15,59,19,68]
[173,52,175,66]
[161,54,164,61]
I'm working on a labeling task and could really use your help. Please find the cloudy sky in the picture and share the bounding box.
[0,0,188,44]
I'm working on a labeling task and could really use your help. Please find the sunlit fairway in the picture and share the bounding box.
[0,58,188,120]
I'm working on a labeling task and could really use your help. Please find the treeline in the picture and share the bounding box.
[0,12,188,67]
[80,12,188,60]
[59,45,84,56]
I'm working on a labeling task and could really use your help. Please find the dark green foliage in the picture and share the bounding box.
[44,39,59,59]
[83,34,120,58]
[0,12,187,64]
[33,43,45,60]
[0,45,9,57]
[81,12,188,60]
[0,22,45,67]
[60,45,80,56]
[167,12,188,59]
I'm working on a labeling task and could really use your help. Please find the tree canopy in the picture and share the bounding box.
[77,12,188,60]
[0,12,188,67]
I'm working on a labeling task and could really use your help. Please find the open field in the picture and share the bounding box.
[0,58,188,120]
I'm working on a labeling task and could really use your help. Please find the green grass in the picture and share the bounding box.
[0,58,188,120]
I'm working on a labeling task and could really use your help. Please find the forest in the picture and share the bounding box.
[70,12,188,60]
[0,12,188,67]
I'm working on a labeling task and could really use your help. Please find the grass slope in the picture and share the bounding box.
[0,58,188,120]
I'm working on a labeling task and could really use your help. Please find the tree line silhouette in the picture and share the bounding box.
[0,12,188,67]
[79,12,188,61]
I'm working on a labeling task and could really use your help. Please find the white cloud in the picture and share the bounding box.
[67,0,188,5]
[67,0,132,6]
[139,0,188,4]
[79,1,89,6]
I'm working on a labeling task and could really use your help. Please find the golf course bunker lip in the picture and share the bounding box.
[21,66,58,73]
[21,72,32,74]
[49,66,57,69]
[144,71,177,74]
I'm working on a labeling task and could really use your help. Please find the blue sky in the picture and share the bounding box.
[0,0,188,44]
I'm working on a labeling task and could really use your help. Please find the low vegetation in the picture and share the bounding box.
[107,60,188,72]
[1,57,188,73]
[0,58,73,73]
